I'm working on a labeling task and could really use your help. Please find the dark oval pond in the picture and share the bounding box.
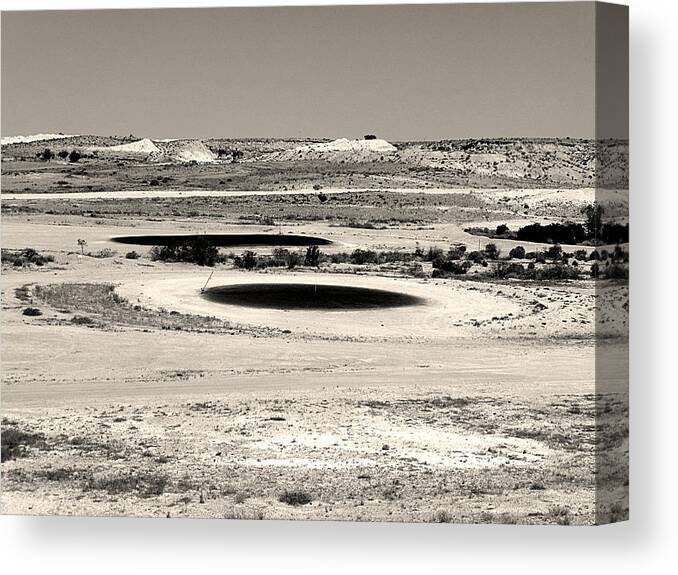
[111,233,332,247]
[202,283,426,310]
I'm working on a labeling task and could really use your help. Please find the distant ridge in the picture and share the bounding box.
[1,133,79,145]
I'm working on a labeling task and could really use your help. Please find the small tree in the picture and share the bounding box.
[286,251,302,270]
[77,239,87,255]
[484,243,500,260]
[241,250,257,270]
[590,261,600,278]
[39,148,54,162]
[495,224,510,236]
[305,245,321,267]
[582,202,604,241]
[509,245,526,259]
[546,244,563,261]
[69,149,81,163]
[447,244,467,260]
[58,150,69,160]
[425,246,444,261]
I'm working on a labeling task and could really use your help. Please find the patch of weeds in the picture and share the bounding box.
[432,509,453,523]
[1,422,47,462]
[87,248,116,259]
[32,283,242,335]
[381,486,401,501]
[477,511,520,524]
[65,436,125,459]
[224,507,265,520]
[176,475,202,493]
[15,285,31,301]
[234,492,248,505]
[2,248,54,267]
[548,506,572,525]
[71,315,96,326]
[85,471,168,497]
[278,489,313,506]
[606,502,628,523]
[35,467,84,482]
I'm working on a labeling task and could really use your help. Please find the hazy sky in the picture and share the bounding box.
[1,3,628,140]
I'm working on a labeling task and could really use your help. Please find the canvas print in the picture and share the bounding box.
[0,3,628,524]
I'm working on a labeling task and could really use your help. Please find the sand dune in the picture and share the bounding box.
[273,138,398,162]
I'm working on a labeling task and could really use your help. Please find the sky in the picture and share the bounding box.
[1,3,628,140]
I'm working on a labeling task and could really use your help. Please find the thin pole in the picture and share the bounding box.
[201,270,214,293]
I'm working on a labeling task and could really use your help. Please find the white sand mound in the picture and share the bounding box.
[305,138,397,154]
[166,140,216,163]
[105,138,161,154]
[1,133,78,145]
[273,138,398,162]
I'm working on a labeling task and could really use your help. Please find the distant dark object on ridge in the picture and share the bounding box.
[364,134,377,140]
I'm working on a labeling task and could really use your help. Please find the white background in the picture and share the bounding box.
[0,0,676,573]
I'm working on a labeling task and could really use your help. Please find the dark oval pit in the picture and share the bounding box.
[202,283,425,310]
[111,233,332,247]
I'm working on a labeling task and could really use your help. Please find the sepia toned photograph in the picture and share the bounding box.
[1,2,628,525]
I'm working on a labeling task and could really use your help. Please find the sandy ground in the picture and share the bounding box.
[0,188,628,524]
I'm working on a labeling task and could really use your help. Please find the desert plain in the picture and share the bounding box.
[1,135,628,524]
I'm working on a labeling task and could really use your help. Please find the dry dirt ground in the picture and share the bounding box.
[1,141,628,524]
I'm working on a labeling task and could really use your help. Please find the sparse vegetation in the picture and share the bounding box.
[233,250,257,270]
[2,248,54,267]
[85,471,168,497]
[304,245,321,267]
[278,489,312,506]
[87,248,117,259]
[432,509,453,523]
[1,421,46,462]
[150,237,223,267]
